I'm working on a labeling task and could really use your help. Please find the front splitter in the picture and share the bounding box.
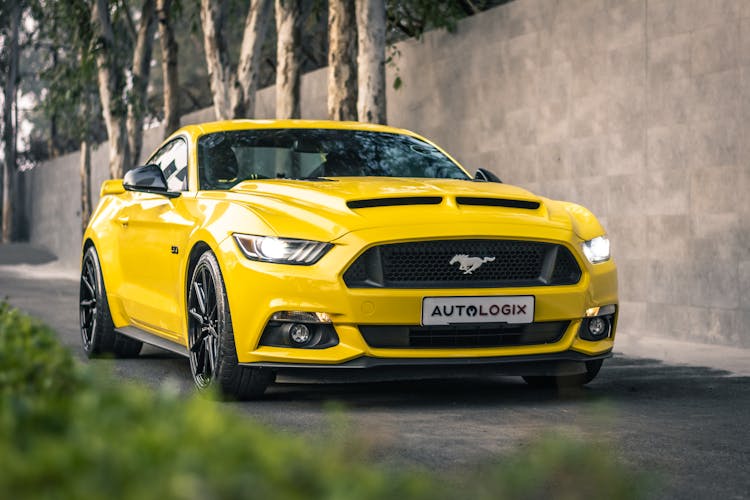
[240,350,612,380]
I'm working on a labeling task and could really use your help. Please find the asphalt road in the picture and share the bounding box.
[1,268,748,499]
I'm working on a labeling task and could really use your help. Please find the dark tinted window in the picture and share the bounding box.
[197,129,469,190]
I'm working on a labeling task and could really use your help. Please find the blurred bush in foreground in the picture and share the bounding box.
[0,302,647,499]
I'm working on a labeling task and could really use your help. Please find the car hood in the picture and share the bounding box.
[200,177,592,242]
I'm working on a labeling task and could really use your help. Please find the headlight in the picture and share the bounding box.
[582,235,610,264]
[233,234,332,265]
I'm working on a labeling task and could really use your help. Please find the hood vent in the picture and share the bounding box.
[347,196,443,209]
[456,197,540,210]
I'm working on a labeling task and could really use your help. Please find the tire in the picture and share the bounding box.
[522,359,603,388]
[187,250,274,399]
[79,246,142,358]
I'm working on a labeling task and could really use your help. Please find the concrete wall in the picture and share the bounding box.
[23,0,749,348]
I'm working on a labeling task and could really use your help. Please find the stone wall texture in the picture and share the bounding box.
[23,0,750,348]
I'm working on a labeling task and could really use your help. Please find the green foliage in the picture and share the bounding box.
[27,0,104,156]
[0,301,81,438]
[26,0,143,159]
[0,301,79,402]
[0,384,435,499]
[387,0,463,40]
[0,303,648,500]
[385,0,499,41]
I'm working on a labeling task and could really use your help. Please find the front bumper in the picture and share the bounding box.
[218,224,618,366]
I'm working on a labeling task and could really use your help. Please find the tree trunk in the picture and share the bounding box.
[2,0,22,243]
[49,112,59,157]
[355,0,386,124]
[92,0,131,179]
[80,89,96,235]
[200,0,235,120]
[49,51,61,158]
[80,139,92,234]
[234,0,273,118]
[328,0,358,121]
[157,0,180,137]
[126,0,157,165]
[275,0,301,119]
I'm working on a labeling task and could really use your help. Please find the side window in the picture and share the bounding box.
[148,138,189,191]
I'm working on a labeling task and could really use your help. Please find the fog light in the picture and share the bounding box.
[288,323,311,345]
[587,317,608,337]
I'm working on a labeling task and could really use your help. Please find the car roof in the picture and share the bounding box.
[174,119,423,141]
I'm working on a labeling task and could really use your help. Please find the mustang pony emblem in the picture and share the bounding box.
[449,254,496,274]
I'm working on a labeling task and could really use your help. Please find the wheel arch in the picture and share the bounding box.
[184,240,224,316]
[80,236,130,327]
[82,237,95,252]
[185,241,213,297]
[81,237,95,269]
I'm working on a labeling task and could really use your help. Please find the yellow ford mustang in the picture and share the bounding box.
[80,120,617,398]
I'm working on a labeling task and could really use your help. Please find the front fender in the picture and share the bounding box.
[82,194,131,327]
[561,202,607,241]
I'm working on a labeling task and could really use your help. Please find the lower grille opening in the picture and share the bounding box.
[359,321,569,348]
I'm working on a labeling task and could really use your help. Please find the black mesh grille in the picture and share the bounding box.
[343,254,368,283]
[359,321,569,348]
[551,247,581,284]
[343,239,582,288]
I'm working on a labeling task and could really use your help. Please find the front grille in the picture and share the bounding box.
[343,239,582,288]
[359,321,569,348]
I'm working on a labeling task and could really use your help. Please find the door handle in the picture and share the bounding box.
[117,216,129,227]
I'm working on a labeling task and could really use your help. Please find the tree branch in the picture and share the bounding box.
[119,0,139,43]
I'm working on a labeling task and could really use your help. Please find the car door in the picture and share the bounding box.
[117,138,195,340]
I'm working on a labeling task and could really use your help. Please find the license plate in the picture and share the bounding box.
[421,296,534,325]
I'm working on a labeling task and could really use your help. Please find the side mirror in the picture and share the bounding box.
[474,168,502,183]
[123,164,180,198]
[100,179,125,197]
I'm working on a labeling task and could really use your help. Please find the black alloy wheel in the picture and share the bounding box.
[79,250,100,353]
[79,246,142,358]
[187,250,274,398]
[188,260,220,388]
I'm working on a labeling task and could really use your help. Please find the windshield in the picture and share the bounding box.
[197,129,469,190]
